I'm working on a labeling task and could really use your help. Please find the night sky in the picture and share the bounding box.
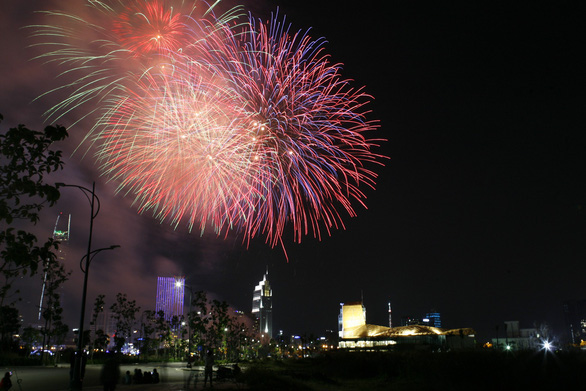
[1,1,585,343]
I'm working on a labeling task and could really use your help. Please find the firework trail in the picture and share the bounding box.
[189,13,384,248]
[95,59,265,237]
[31,3,385,254]
[29,0,243,129]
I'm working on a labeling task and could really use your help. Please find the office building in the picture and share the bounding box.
[155,276,185,321]
[424,311,442,328]
[563,299,586,344]
[252,269,273,338]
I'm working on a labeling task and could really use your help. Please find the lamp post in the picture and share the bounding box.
[57,182,119,391]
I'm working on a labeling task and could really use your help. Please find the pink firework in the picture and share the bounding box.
[94,60,266,236]
[33,2,385,255]
[190,13,385,249]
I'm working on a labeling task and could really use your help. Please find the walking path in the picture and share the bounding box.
[65,381,244,390]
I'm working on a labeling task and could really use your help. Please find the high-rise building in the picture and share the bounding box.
[38,212,71,320]
[563,299,586,344]
[252,269,273,338]
[424,311,442,328]
[155,276,185,321]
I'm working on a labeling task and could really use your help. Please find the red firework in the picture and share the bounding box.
[112,0,192,56]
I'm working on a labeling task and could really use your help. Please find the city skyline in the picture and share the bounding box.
[2,1,585,343]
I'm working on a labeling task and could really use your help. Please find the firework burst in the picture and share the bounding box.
[29,0,243,126]
[95,60,265,237]
[189,13,384,248]
[32,3,385,255]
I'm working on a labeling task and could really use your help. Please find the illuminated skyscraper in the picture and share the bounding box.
[38,212,70,320]
[252,269,273,338]
[155,276,185,321]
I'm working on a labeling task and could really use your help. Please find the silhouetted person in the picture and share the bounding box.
[123,371,131,385]
[133,369,143,384]
[152,368,160,384]
[100,354,120,391]
[143,370,153,384]
[204,349,214,387]
[233,363,241,379]
[0,372,12,390]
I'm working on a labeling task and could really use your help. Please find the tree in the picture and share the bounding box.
[0,306,20,351]
[187,290,211,353]
[39,255,70,363]
[20,326,41,355]
[139,310,157,359]
[209,299,230,359]
[154,310,171,359]
[89,294,105,360]
[109,293,140,352]
[93,329,109,353]
[184,291,253,361]
[0,114,68,354]
[0,114,68,307]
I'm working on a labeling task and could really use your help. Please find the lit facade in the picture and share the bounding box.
[424,312,442,328]
[338,302,366,338]
[155,276,185,321]
[252,269,273,338]
[338,302,475,351]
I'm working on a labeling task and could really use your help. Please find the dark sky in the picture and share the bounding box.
[1,1,585,343]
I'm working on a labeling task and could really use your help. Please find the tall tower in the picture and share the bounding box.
[252,268,273,338]
[155,276,185,321]
[388,301,393,328]
[38,212,70,320]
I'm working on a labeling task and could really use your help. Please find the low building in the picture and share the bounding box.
[338,303,475,351]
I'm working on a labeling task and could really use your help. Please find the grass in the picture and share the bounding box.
[240,349,586,390]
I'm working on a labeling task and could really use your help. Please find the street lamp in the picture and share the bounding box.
[56,182,119,391]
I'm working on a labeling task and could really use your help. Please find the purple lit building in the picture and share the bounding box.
[155,276,185,321]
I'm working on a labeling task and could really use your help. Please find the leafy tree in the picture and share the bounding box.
[0,306,20,351]
[225,317,251,361]
[187,290,211,353]
[184,291,253,361]
[93,329,109,353]
[20,326,41,355]
[0,114,68,307]
[109,293,140,352]
[139,310,157,359]
[209,299,230,359]
[89,294,105,359]
[154,310,172,359]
